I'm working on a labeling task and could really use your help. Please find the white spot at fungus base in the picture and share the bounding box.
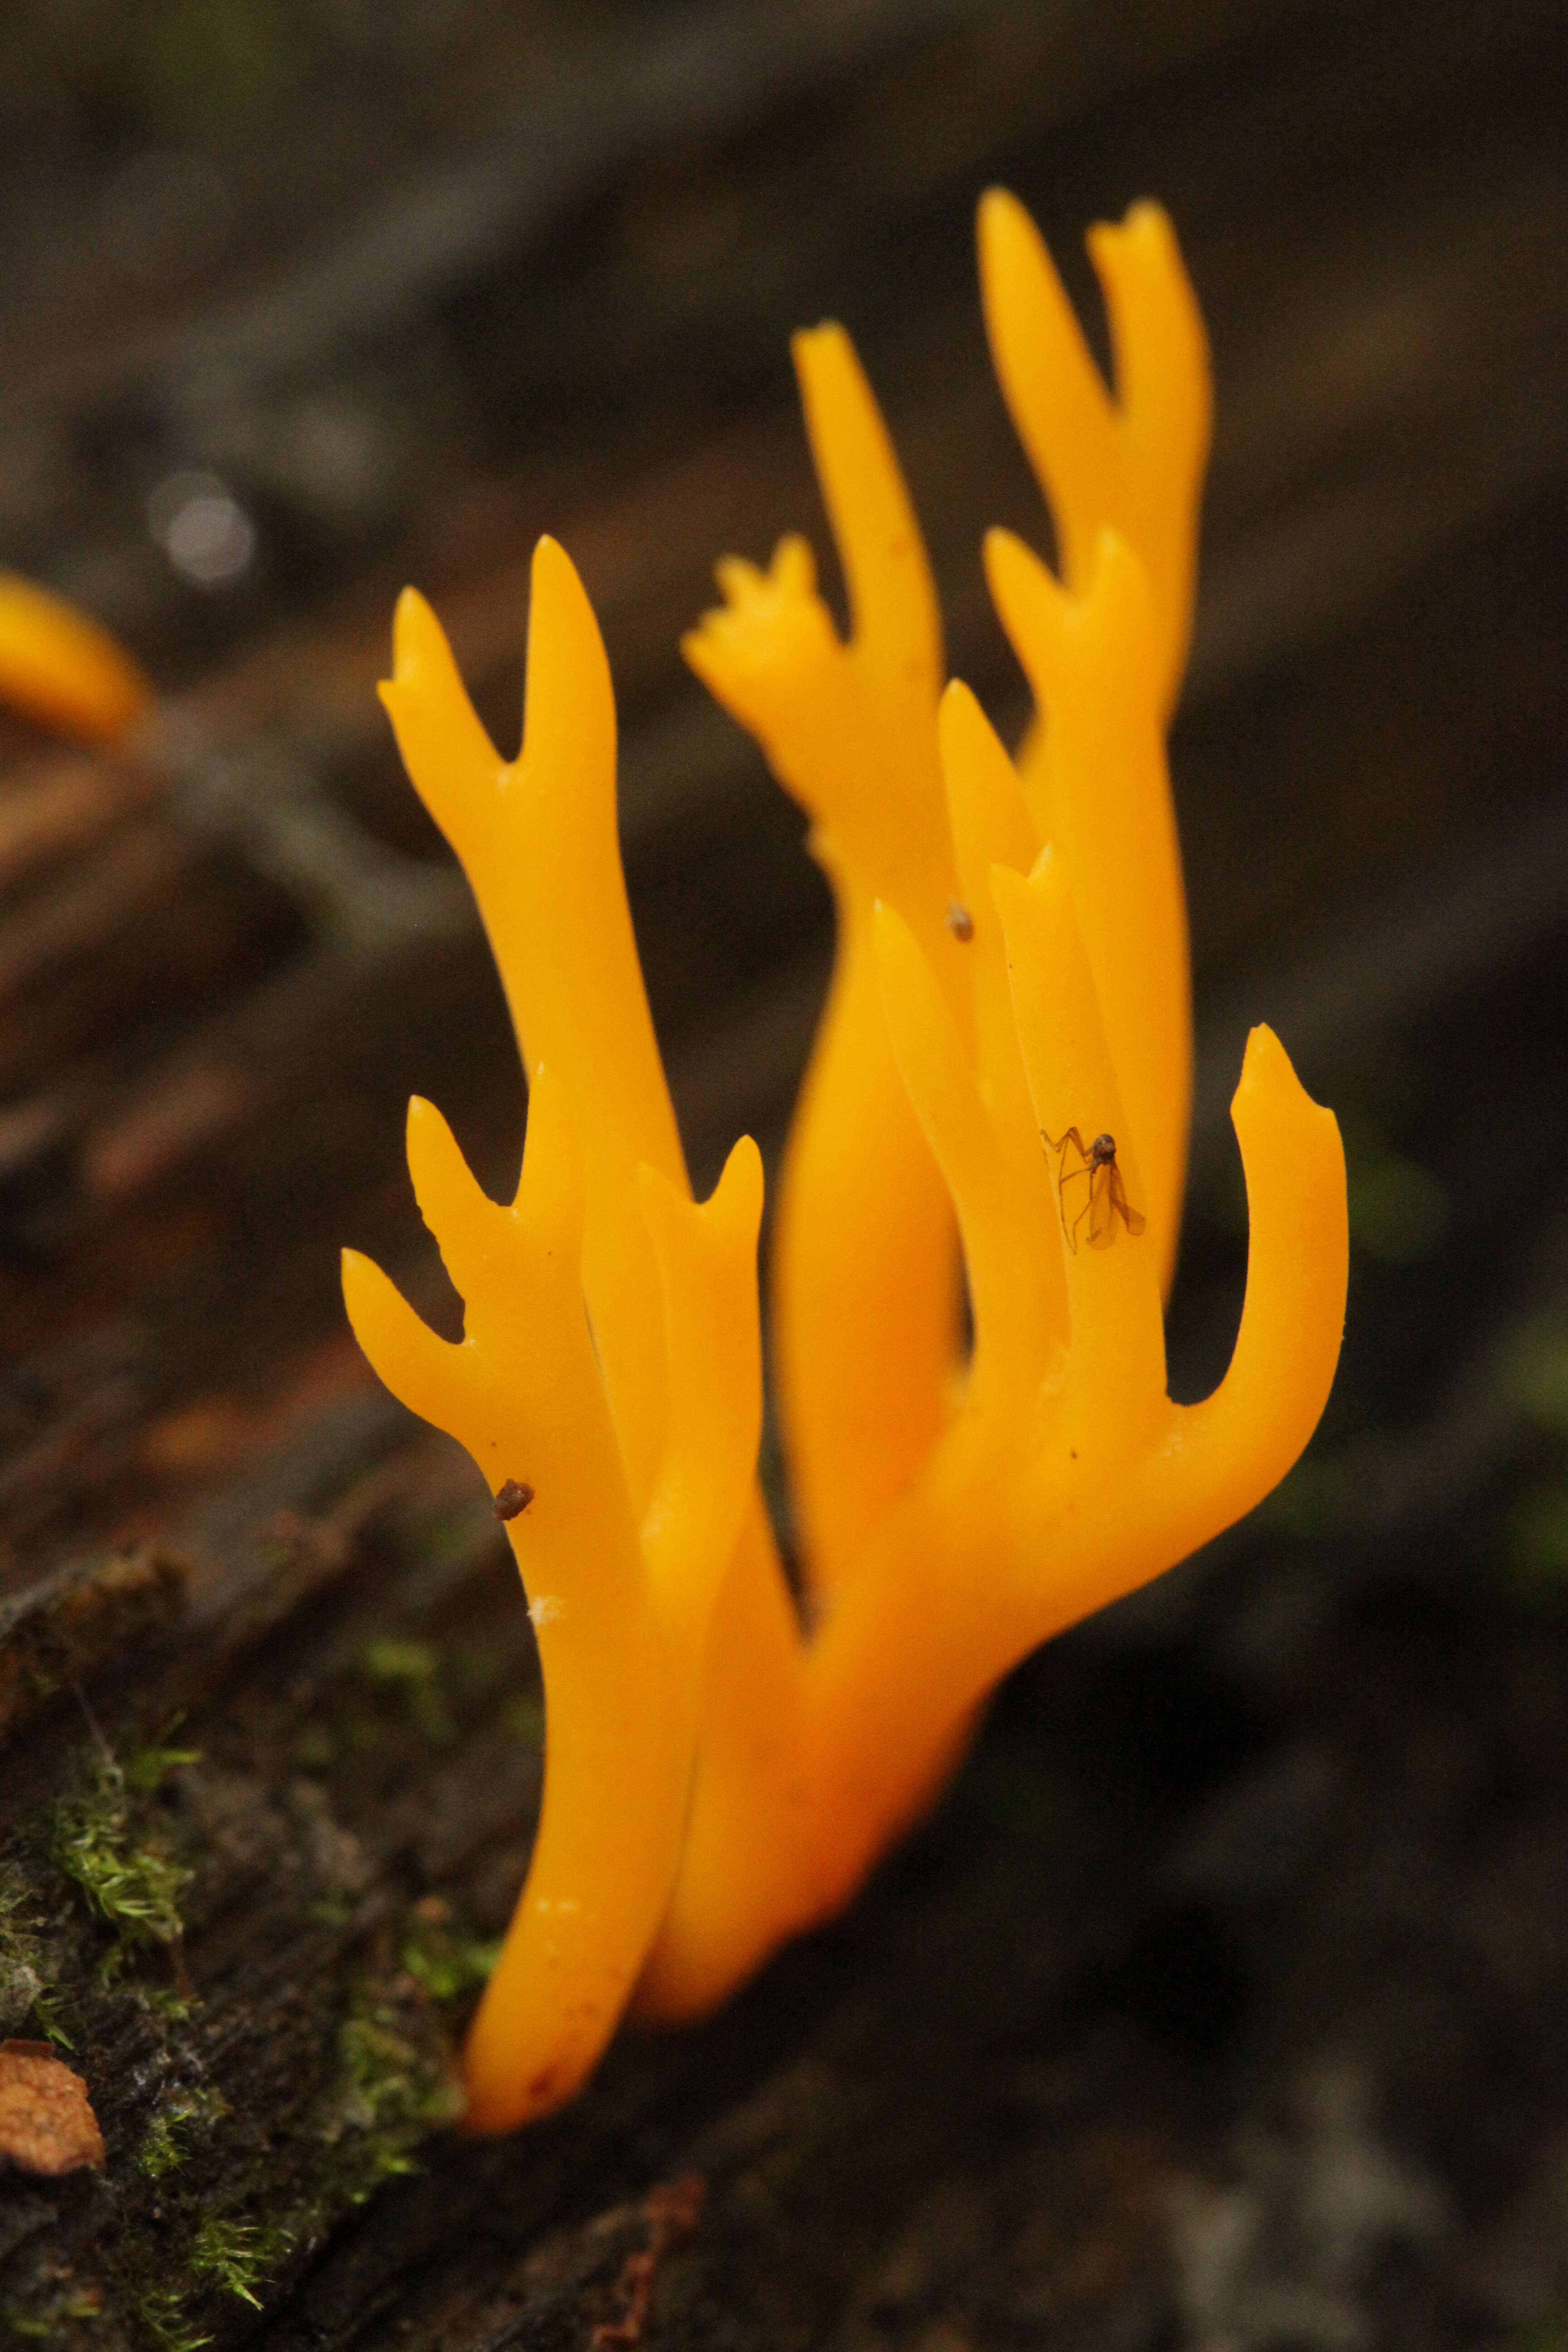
[528,1594,564,1628]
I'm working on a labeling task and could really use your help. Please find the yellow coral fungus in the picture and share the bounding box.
[0,572,150,742]
[343,191,1348,2134]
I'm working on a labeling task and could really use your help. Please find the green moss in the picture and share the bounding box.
[134,2287,209,2352]
[138,2086,228,2180]
[0,1744,477,2344]
[133,1984,196,2024]
[122,1739,201,1796]
[51,1741,196,1981]
[0,1862,72,2047]
[329,1984,463,2198]
[357,1638,454,1744]
[4,2289,104,2340]
[0,1868,51,2038]
[186,2219,292,2311]
[399,1898,499,2005]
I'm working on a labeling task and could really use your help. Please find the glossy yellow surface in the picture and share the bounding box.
[343,195,1348,2132]
[0,572,150,741]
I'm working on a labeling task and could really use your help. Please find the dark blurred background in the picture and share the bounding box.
[0,4,1566,2346]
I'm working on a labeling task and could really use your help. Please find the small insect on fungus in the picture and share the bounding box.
[946,901,975,942]
[493,1479,535,1521]
[1041,1128,1147,1254]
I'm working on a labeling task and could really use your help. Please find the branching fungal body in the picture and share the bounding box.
[343,191,1348,2132]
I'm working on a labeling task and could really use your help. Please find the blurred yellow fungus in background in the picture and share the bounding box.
[342,191,1348,2134]
[0,572,150,742]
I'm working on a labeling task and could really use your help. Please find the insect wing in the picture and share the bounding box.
[1088,1161,1145,1248]
[1112,1165,1146,1239]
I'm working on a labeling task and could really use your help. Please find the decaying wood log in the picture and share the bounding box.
[0,1,1566,2344]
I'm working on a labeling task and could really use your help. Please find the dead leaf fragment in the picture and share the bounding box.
[0,2039,106,2175]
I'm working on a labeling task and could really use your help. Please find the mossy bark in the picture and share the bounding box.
[0,2,1566,2344]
